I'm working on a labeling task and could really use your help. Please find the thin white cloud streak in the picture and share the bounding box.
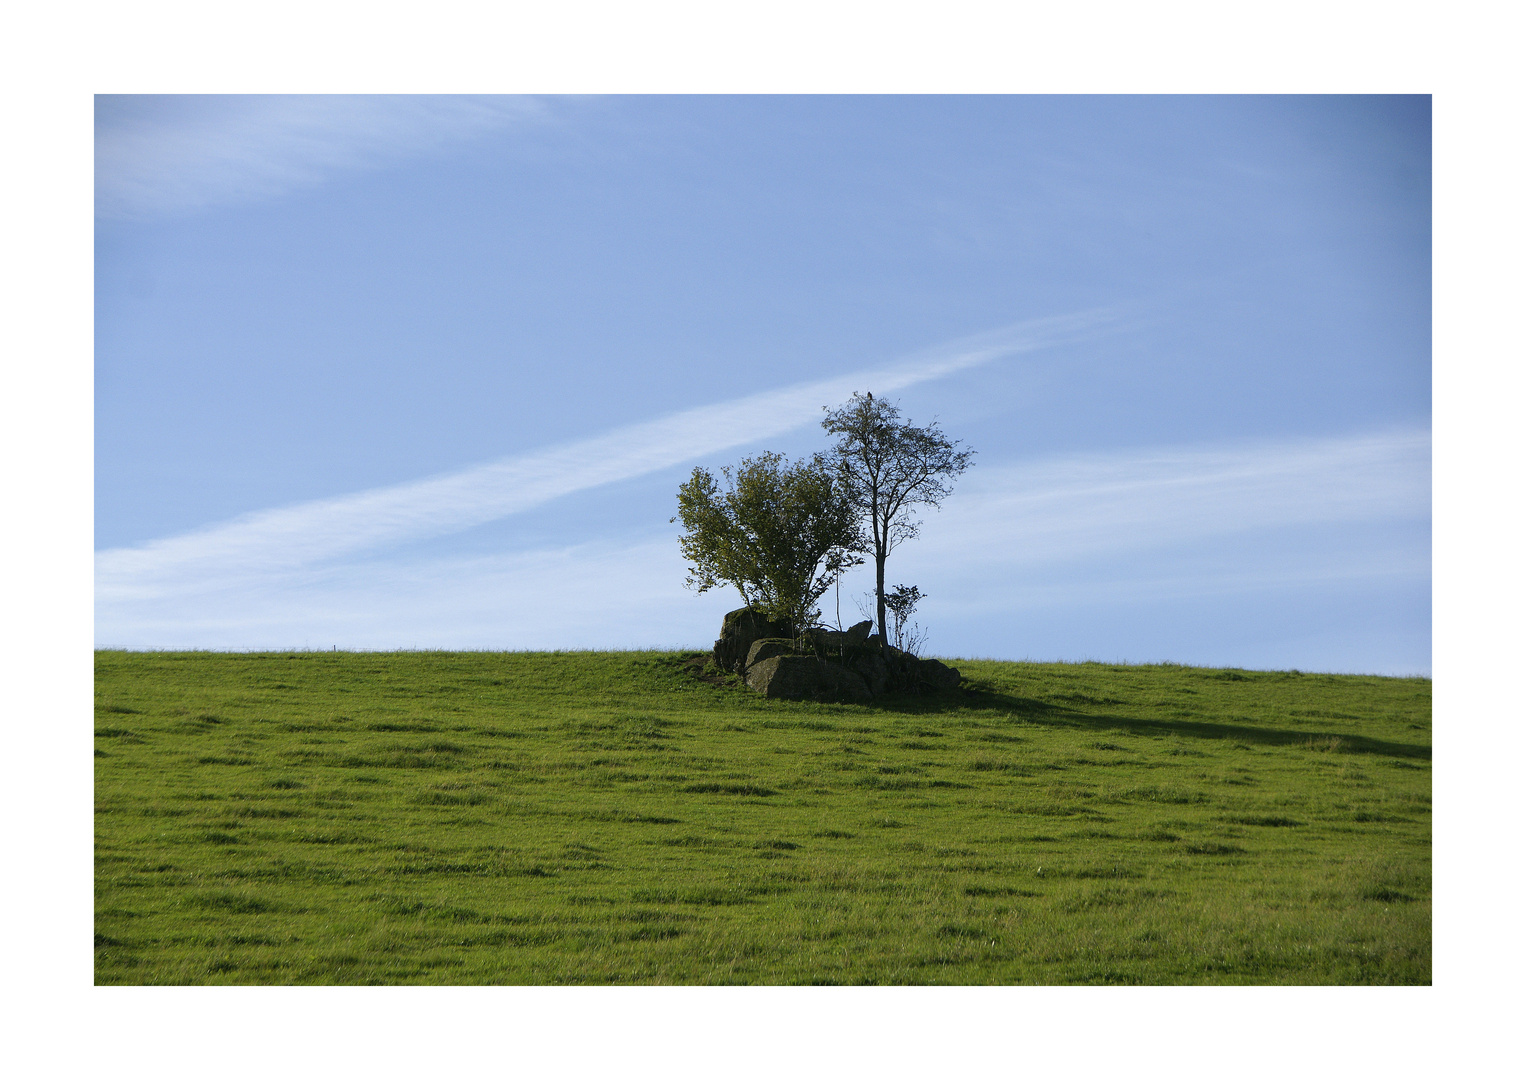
[95,312,1111,603]
[893,427,1431,575]
[93,532,1429,653]
[96,427,1430,654]
[96,538,699,652]
[95,95,545,219]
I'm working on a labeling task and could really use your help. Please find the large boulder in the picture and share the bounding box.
[708,610,958,699]
[806,620,874,651]
[916,657,962,692]
[843,649,889,696]
[713,607,792,673]
[745,637,796,670]
[745,655,871,702]
[870,642,961,694]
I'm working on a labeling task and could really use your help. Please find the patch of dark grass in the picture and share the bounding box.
[1114,786,1208,804]
[1055,865,1142,880]
[624,923,689,941]
[294,831,372,845]
[577,810,682,824]
[967,759,1030,773]
[228,806,300,820]
[1225,814,1302,827]
[190,891,279,914]
[680,783,778,797]
[937,922,993,939]
[410,790,492,807]
[371,896,486,922]
[1361,886,1418,903]
[1061,887,1138,912]
[613,713,672,737]
[632,886,758,906]
[758,719,840,732]
[855,775,927,790]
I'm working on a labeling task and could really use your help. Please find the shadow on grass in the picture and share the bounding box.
[658,653,1429,762]
[867,686,1431,762]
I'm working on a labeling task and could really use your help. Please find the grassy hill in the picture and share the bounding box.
[94,650,1431,984]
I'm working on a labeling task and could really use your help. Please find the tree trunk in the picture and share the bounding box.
[875,548,888,659]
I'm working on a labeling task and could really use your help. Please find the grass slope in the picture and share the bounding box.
[95,650,1431,984]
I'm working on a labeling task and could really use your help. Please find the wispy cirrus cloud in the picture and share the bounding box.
[93,426,1431,659]
[95,311,1115,605]
[95,95,546,219]
[898,427,1432,574]
[886,426,1431,631]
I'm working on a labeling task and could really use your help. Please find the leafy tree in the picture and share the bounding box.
[673,452,863,637]
[822,392,973,655]
[883,583,926,653]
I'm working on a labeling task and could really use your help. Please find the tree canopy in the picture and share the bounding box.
[822,392,973,654]
[673,451,863,637]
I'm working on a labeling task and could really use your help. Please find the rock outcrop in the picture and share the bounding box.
[713,607,792,673]
[745,654,872,702]
[806,620,873,651]
[914,656,961,692]
[710,608,961,701]
[745,637,796,669]
[842,648,889,696]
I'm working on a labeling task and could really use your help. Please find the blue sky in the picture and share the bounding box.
[94,95,1431,672]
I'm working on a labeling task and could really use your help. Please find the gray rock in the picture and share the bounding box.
[916,657,961,692]
[745,637,796,670]
[811,620,873,648]
[845,650,889,696]
[846,620,873,645]
[713,607,792,673]
[745,655,871,702]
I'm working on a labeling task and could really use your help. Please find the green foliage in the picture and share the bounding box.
[95,650,1430,985]
[673,452,862,635]
[883,584,925,653]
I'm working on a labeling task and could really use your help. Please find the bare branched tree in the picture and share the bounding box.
[822,392,973,657]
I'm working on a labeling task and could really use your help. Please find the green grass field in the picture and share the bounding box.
[94,649,1430,984]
